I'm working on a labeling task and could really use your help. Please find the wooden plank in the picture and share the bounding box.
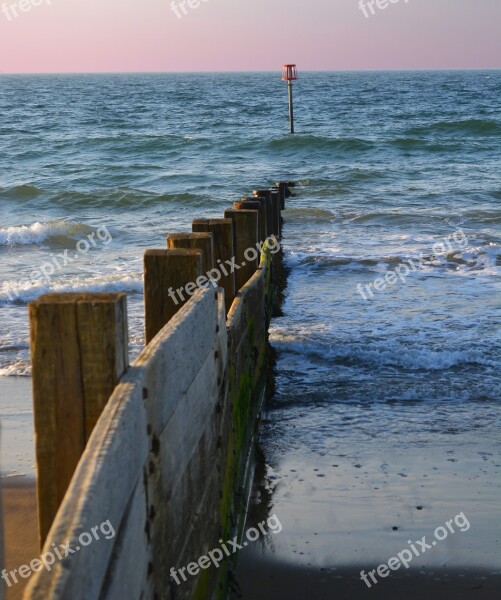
[242,266,266,346]
[144,248,202,344]
[168,459,222,598]
[139,287,218,432]
[150,458,222,600]
[157,350,219,496]
[227,265,266,344]
[143,291,227,598]
[99,481,151,600]
[29,292,128,547]
[147,291,224,499]
[226,266,267,451]
[156,294,226,480]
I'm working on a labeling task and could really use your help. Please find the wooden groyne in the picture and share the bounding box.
[22,181,290,600]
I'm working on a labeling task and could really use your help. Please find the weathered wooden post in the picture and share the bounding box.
[167,232,214,275]
[241,196,269,240]
[192,218,236,312]
[274,183,287,209]
[223,209,259,292]
[275,180,293,201]
[144,249,202,343]
[234,199,266,244]
[270,189,281,238]
[253,189,279,238]
[29,292,129,547]
[252,190,275,237]
[272,186,285,235]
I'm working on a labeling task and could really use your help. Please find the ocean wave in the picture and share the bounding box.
[286,243,501,276]
[0,273,143,305]
[0,184,40,199]
[463,207,501,224]
[267,135,374,152]
[0,220,94,246]
[270,333,499,371]
[339,168,389,183]
[33,189,204,210]
[283,208,336,223]
[58,189,205,209]
[405,118,501,137]
[0,341,29,352]
[81,132,214,154]
[344,211,438,226]
[388,137,462,152]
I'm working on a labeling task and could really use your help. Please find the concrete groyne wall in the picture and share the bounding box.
[22,182,289,600]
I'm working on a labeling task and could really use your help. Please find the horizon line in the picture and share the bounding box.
[0,67,500,76]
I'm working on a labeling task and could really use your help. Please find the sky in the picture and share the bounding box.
[0,0,500,73]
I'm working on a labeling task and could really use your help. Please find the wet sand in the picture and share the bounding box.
[237,555,501,600]
[236,424,501,599]
[0,376,35,478]
[0,376,38,598]
[1,478,38,600]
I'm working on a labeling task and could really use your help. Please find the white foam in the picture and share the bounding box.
[0,220,92,246]
[0,361,31,377]
[285,239,501,279]
[0,273,143,304]
[270,330,499,371]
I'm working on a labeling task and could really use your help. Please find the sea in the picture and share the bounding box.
[0,72,500,568]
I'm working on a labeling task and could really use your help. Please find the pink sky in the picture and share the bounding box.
[0,0,499,73]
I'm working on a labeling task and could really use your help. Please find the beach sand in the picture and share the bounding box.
[0,377,35,479]
[236,556,501,599]
[1,479,38,600]
[236,433,501,599]
[0,376,38,598]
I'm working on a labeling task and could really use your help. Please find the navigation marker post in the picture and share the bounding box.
[282,64,298,134]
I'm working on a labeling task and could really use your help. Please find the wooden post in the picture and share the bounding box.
[241,196,268,240]
[275,181,291,201]
[288,80,294,134]
[167,232,214,275]
[270,189,281,238]
[252,190,275,238]
[234,199,266,244]
[144,249,202,344]
[223,209,259,292]
[274,183,286,209]
[192,218,236,311]
[254,189,279,238]
[272,187,284,237]
[29,292,129,547]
